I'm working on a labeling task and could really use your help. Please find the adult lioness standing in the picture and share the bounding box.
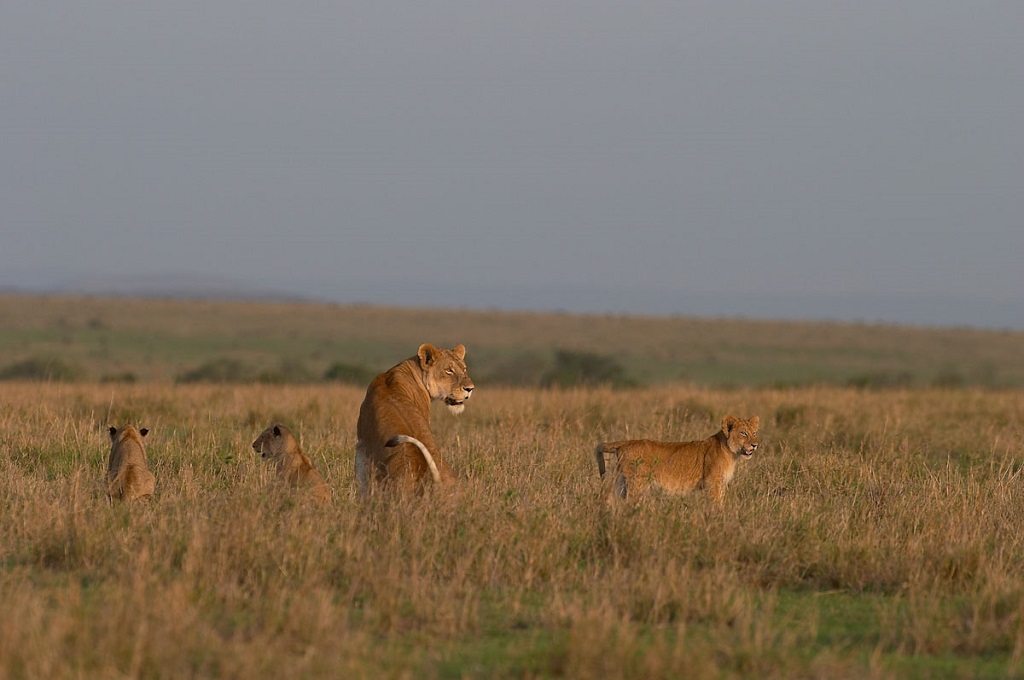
[355,343,474,494]
[595,415,759,506]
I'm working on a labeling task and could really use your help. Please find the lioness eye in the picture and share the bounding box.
[445,368,455,375]
[741,431,749,437]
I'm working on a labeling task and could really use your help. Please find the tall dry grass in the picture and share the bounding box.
[1,382,1023,677]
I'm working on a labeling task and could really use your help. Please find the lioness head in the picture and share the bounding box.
[418,343,474,415]
[251,423,295,462]
[722,415,759,457]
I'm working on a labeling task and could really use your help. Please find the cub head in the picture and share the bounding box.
[722,415,759,458]
[252,423,296,462]
[109,424,149,444]
[418,343,475,415]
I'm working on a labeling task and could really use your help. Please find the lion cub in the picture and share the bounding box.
[106,424,156,503]
[252,423,331,504]
[595,415,759,506]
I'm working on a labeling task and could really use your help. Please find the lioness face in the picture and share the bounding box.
[418,343,475,415]
[722,415,759,458]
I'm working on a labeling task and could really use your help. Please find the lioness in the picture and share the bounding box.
[252,423,331,504]
[355,343,474,494]
[595,415,760,506]
[106,424,156,503]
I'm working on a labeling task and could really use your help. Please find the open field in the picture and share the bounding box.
[2,294,1024,388]
[3,380,1024,678]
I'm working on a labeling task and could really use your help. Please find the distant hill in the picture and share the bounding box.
[0,293,1022,388]
[49,273,309,303]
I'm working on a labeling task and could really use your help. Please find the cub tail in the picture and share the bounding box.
[594,442,619,478]
[385,435,442,484]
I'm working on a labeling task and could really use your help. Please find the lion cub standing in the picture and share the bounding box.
[595,415,759,506]
[252,423,331,504]
[106,424,156,503]
[356,343,474,494]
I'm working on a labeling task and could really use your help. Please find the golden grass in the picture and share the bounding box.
[2,381,1024,677]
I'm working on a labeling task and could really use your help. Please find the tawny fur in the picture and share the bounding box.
[595,415,760,506]
[355,343,474,494]
[106,424,156,503]
[385,435,442,485]
[252,423,331,504]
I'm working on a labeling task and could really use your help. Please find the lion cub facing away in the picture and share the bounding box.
[106,424,156,503]
[595,415,760,506]
[252,423,331,504]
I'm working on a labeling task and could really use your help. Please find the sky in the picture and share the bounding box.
[2,1,1022,329]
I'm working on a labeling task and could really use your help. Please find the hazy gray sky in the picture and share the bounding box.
[2,2,1022,328]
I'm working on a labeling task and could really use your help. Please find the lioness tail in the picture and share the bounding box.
[385,435,443,485]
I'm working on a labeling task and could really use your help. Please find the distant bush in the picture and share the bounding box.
[0,357,85,382]
[100,371,138,384]
[541,349,636,389]
[970,361,999,389]
[257,358,316,384]
[323,361,376,386]
[178,357,322,384]
[480,353,550,387]
[846,371,914,390]
[176,358,253,384]
[931,368,966,389]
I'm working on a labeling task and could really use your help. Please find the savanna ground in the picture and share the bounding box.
[2,296,1024,678]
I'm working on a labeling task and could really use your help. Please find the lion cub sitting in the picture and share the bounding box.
[595,415,759,506]
[106,424,156,503]
[252,423,331,504]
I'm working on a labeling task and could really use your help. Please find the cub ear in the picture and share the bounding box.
[273,425,281,437]
[452,344,466,361]
[139,428,149,437]
[418,343,439,367]
[722,415,739,433]
[109,426,118,439]
[748,416,759,431]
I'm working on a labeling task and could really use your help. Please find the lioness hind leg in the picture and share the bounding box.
[355,441,368,497]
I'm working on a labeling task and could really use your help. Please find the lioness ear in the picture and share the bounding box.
[722,415,739,433]
[273,425,281,437]
[452,344,466,361]
[748,416,759,431]
[418,343,439,367]
[109,426,118,439]
[139,428,149,437]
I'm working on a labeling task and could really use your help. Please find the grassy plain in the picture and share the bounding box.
[2,295,1024,677]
